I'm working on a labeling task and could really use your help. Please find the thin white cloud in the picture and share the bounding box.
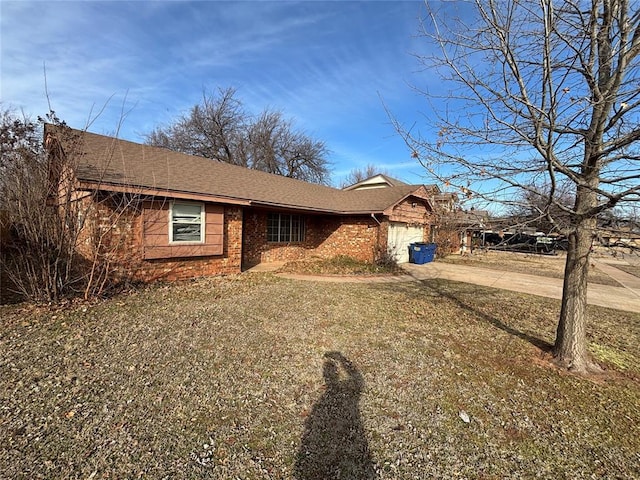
[1,0,436,177]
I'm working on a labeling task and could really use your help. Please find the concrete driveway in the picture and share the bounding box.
[271,256,640,313]
[401,260,640,313]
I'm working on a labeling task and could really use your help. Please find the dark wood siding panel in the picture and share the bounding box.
[143,201,169,249]
[143,244,225,260]
[142,200,224,259]
[204,204,224,251]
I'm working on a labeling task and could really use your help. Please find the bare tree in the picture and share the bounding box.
[509,182,575,234]
[145,87,331,184]
[245,109,330,183]
[0,109,77,302]
[394,0,640,372]
[146,87,246,165]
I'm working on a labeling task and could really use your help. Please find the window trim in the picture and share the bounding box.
[169,201,205,244]
[267,213,305,243]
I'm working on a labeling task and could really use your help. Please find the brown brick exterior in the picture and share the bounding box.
[242,210,380,266]
[387,197,432,225]
[79,195,243,283]
[74,194,141,276]
[312,215,379,262]
[80,196,435,283]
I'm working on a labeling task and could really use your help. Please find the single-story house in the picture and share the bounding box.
[45,126,437,282]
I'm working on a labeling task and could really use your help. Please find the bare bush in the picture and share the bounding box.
[0,110,140,303]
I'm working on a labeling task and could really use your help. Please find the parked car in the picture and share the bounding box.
[484,232,561,255]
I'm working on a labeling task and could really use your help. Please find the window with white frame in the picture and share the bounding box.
[267,213,305,243]
[170,201,205,243]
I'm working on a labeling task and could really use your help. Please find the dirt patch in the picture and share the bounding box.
[1,275,638,478]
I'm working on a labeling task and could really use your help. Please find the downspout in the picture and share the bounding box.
[371,213,382,261]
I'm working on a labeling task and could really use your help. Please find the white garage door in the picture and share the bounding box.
[387,223,424,263]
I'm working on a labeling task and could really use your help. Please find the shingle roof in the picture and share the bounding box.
[47,126,432,214]
[448,210,489,226]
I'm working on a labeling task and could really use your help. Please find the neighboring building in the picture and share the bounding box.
[428,190,490,254]
[342,174,410,191]
[596,227,640,249]
[45,126,436,282]
[448,209,490,254]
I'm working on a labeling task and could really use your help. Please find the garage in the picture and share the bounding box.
[387,222,424,263]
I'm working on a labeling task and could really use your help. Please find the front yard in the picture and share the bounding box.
[1,274,639,478]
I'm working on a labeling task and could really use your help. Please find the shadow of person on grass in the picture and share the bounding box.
[294,351,377,480]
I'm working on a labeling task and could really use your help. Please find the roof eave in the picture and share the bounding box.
[248,200,339,214]
[77,180,251,206]
[249,200,385,215]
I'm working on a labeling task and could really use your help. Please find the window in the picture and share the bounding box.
[267,213,305,243]
[170,202,204,243]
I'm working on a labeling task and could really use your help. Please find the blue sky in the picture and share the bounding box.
[0,0,457,187]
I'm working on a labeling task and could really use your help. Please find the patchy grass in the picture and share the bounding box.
[279,255,401,276]
[1,275,638,479]
[439,250,621,286]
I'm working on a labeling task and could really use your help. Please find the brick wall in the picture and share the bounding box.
[83,195,438,281]
[388,197,433,225]
[135,206,243,281]
[74,194,142,272]
[80,195,243,283]
[312,216,379,262]
[242,211,379,266]
[377,220,390,253]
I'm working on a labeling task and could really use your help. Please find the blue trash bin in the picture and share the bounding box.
[409,243,429,264]
[423,243,437,263]
[408,243,415,263]
[410,243,437,264]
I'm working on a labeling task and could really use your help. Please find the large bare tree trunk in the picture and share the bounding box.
[554,181,599,373]
[554,225,592,371]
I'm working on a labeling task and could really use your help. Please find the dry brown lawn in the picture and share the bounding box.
[1,274,638,479]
